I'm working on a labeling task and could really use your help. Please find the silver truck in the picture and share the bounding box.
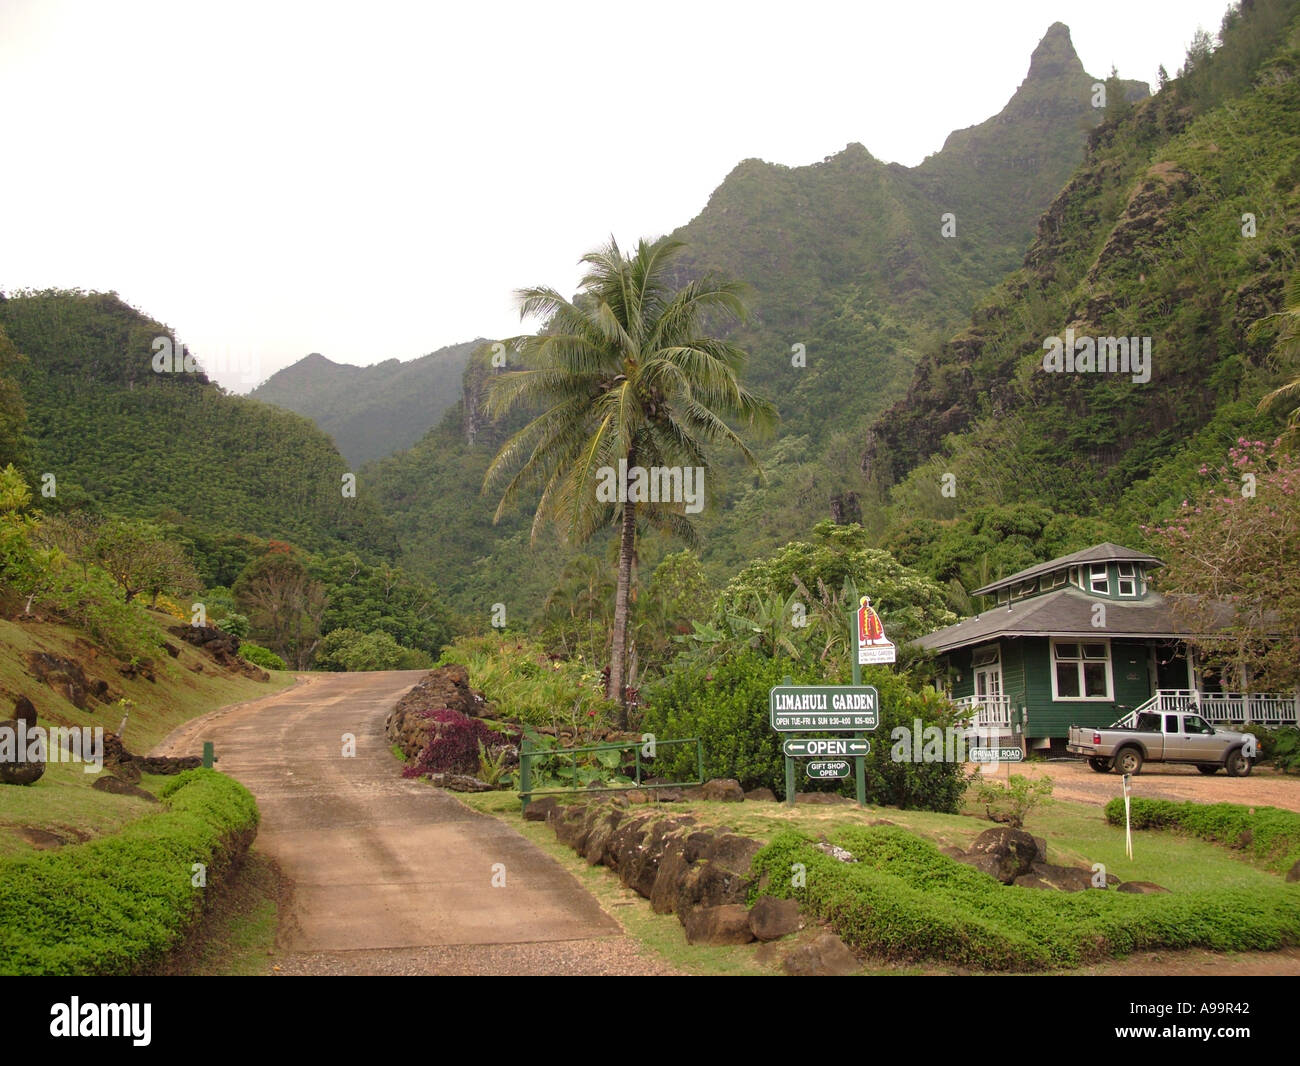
[1067,711,1255,777]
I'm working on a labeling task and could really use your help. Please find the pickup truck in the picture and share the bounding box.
[1067,711,1255,777]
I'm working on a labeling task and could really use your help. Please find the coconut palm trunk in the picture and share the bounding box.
[608,477,637,724]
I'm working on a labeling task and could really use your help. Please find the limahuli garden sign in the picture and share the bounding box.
[771,596,895,806]
[770,682,878,806]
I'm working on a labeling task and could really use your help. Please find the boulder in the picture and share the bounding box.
[110,762,142,785]
[0,718,46,786]
[965,827,1039,883]
[683,831,716,863]
[621,818,686,897]
[1115,880,1170,894]
[383,664,496,758]
[169,625,265,680]
[701,778,745,802]
[91,776,158,802]
[749,896,802,941]
[676,860,753,913]
[1287,861,1300,884]
[707,834,763,874]
[683,904,755,946]
[782,933,861,976]
[650,839,691,914]
[13,696,37,728]
[744,787,777,802]
[795,792,852,805]
[522,796,559,822]
[24,652,111,709]
[814,842,856,863]
[1013,862,1096,892]
[583,809,625,865]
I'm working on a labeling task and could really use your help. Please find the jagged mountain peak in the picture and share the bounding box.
[1026,22,1086,82]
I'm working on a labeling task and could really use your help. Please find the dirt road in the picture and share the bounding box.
[154,671,675,975]
[1015,759,1300,812]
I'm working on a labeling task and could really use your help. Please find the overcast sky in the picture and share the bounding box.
[1,0,1235,391]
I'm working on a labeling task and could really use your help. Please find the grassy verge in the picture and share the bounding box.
[0,614,294,856]
[752,824,1300,971]
[1105,798,1300,875]
[0,768,260,975]
[455,782,1300,975]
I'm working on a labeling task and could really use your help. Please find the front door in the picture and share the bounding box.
[975,664,1003,722]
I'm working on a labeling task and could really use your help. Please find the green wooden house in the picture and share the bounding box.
[911,543,1299,749]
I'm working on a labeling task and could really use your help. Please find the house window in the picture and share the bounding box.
[1089,564,1109,595]
[1117,563,1136,596]
[1069,566,1080,588]
[1046,570,1066,590]
[997,588,1010,605]
[1052,640,1111,701]
[1013,579,1036,599]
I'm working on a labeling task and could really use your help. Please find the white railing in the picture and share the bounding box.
[1113,690,1299,728]
[951,694,1013,730]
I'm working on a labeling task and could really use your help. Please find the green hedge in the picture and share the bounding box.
[1105,798,1300,875]
[239,642,286,670]
[0,769,259,975]
[750,825,1300,971]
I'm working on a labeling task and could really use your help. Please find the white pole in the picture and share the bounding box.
[1122,772,1133,860]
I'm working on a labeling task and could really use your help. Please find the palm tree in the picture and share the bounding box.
[1254,270,1300,450]
[483,237,777,725]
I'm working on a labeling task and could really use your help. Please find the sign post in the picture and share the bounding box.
[773,675,878,808]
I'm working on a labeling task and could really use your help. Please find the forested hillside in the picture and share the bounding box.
[867,0,1300,595]
[366,23,1148,615]
[250,339,483,467]
[0,290,398,561]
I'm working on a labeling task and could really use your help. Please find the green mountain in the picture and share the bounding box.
[664,22,1146,447]
[365,24,1150,615]
[0,289,398,560]
[249,339,483,467]
[867,0,1300,579]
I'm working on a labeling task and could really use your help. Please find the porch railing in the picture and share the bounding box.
[951,694,1013,730]
[1117,689,1299,728]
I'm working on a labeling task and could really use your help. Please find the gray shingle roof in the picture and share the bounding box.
[970,542,1164,597]
[912,586,1189,654]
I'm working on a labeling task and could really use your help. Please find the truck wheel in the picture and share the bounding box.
[1196,765,1220,775]
[1088,757,1112,773]
[1115,748,1143,775]
[1225,749,1252,777]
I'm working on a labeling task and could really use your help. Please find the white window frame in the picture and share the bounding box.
[1069,566,1081,589]
[1089,563,1109,595]
[1117,562,1137,597]
[1050,638,1113,702]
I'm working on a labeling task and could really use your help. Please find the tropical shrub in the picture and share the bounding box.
[641,651,969,811]
[403,709,516,779]
[238,642,286,670]
[313,627,403,671]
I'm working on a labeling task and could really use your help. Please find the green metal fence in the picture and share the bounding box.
[518,736,703,812]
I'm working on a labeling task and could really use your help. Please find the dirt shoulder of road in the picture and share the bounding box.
[1015,758,1300,812]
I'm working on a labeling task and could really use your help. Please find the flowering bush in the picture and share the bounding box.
[403,708,517,778]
